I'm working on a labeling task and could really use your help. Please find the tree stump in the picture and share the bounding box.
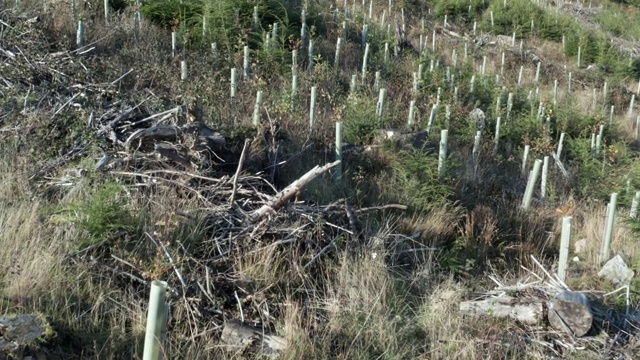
[547,291,593,337]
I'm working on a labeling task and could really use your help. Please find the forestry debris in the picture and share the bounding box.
[1,10,410,359]
[460,256,640,358]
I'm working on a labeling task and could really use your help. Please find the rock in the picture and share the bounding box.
[598,255,634,286]
[574,238,588,254]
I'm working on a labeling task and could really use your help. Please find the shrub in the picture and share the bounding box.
[52,181,140,248]
[142,0,302,51]
[342,94,379,145]
[434,0,486,21]
[387,146,454,213]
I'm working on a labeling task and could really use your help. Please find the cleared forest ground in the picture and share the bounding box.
[2,0,640,358]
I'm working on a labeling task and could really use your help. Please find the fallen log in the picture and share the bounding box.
[220,320,287,358]
[459,296,544,324]
[547,291,593,337]
[248,160,340,223]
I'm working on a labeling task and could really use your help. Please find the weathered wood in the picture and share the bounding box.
[155,143,194,170]
[248,160,340,223]
[547,291,593,337]
[459,296,543,324]
[125,125,182,150]
[220,320,287,358]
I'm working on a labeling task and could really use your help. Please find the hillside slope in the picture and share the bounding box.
[1,0,640,358]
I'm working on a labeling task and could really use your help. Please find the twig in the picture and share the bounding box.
[604,285,630,316]
[304,235,341,269]
[70,30,117,54]
[355,204,408,213]
[0,19,14,29]
[126,106,181,128]
[76,47,95,55]
[109,68,134,87]
[234,291,245,323]
[89,256,148,286]
[148,233,187,293]
[323,199,346,213]
[324,220,353,235]
[488,274,505,288]
[112,171,213,206]
[52,92,80,117]
[230,138,251,205]
[141,169,227,184]
[395,247,438,254]
[111,254,140,270]
[344,203,358,236]
[530,255,568,291]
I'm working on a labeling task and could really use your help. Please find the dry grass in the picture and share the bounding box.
[570,200,639,264]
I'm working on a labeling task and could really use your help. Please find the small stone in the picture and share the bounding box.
[574,238,588,254]
[572,256,580,262]
[598,255,634,286]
